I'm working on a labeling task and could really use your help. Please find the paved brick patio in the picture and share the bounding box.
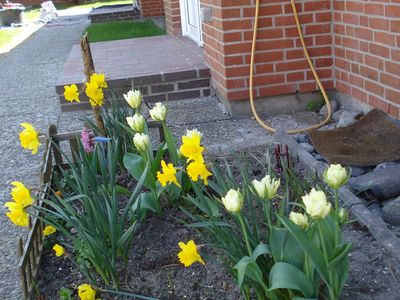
[55,35,211,111]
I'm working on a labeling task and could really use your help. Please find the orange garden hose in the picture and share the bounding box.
[249,0,332,134]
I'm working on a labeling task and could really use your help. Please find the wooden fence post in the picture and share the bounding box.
[80,33,106,136]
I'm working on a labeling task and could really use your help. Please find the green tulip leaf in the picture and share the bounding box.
[233,256,264,288]
[268,262,315,298]
[252,243,271,261]
[278,216,330,285]
[123,153,156,190]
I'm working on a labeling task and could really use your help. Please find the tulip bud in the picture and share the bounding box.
[126,114,145,132]
[289,211,309,229]
[252,175,280,201]
[338,208,348,224]
[302,188,331,219]
[133,133,150,152]
[222,189,243,214]
[324,164,349,189]
[124,89,142,109]
[149,102,167,122]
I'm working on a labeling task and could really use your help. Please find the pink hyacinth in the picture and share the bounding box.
[80,129,95,153]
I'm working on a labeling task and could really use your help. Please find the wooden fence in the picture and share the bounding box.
[18,122,163,299]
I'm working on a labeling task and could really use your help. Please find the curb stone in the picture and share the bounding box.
[274,130,400,262]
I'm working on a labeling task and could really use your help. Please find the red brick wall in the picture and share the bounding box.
[334,0,400,118]
[201,0,334,103]
[141,0,164,17]
[164,0,181,35]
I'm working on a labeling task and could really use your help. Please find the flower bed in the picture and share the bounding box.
[6,74,399,299]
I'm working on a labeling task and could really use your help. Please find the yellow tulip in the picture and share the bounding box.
[324,164,348,189]
[289,211,309,229]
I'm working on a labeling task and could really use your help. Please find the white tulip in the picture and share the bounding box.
[222,189,243,214]
[149,102,167,121]
[126,114,145,132]
[324,164,348,189]
[124,89,142,109]
[133,133,150,152]
[289,212,309,229]
[302,188,331,219]
[252,175,280,200]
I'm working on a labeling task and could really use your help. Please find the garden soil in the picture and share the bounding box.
[36,151,400,299]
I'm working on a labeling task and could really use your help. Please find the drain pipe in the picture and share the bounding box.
[249,0,332,134]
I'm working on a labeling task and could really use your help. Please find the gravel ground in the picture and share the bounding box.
[0,15,89,299]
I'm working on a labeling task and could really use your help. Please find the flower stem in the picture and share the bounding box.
[238,213,252,257]
[263,201,273,231]
[334,188,339,246]
[317,220,335,300]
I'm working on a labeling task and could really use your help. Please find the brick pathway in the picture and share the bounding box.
[55,35,211,111]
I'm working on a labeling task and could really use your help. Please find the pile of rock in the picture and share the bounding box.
[293,102,400,228]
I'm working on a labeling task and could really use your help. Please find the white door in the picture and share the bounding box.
[180,0,203,45]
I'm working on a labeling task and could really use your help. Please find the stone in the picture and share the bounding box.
[319,100,338,115]
[336,111,363,128]
[350,166,367,177]
[313,153,326,162]
[375,161,400,171]
[293,133,310,144]
[382,196,400,226]
[348,165,400,200]
[332,108,346,123]
[300,143,315,153]
[369,202,383,218]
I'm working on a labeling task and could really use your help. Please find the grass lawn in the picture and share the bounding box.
[86,19,165,43]
[0,0,133,51]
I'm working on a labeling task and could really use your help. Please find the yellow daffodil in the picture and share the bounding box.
[53,244,65,257]
[324,164,349,189]
[302,188,331,219]
[90,73,108,89]
[19,123,41,154]
[157,160,181,187]
[5,202,29,227]
[55,190,63,198]
[85,81,104,107]
[11,181,33,207]
[221,189,243,214]
[289,211,309,229]
[180,129,204,163]
[178,240,205,267]
[78,283,96,300]
[63,84,80,102]
[186,160,212,185]
[43,225,56,236]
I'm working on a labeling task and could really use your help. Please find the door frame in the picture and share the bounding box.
[179,0,203,46]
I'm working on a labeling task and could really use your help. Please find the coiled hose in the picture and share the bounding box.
[249,0,332,134]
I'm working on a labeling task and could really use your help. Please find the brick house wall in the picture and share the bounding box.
[201,0,334,108]
[164,0,182,35]
[164,0,400,118]
[141,0,165,17]
[334,0,400,118]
